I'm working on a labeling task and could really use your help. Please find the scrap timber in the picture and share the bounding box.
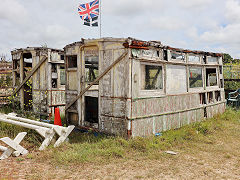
[64,37,225,137]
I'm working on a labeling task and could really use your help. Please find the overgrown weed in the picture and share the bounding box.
[1,108,240,165]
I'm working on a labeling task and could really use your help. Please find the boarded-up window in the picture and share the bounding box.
[189,67,203,88]
[206,68,217,86]
[171,52,185,61]
[60,66,65,85]
[141,65,163,90]
[166,65,187,94]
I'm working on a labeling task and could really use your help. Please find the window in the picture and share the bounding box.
[52,79,57,88]
[206,68,217,86]
[171,52,185,61]
[207,92,214,103]
[163,50,168,61]
[188,55,200,63]
[189,67,203,88]
[51,64,57,73]
[85,56,99,83]
[208,56,218,63]
[67,55,77,68]
[215,91,221,101]
[199,93,206,104]
[141,64,163,90]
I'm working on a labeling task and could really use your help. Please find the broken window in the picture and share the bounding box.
[23,53,32,68]
[188,55,200,63]
[85,56,99,83]
[52,79,57,88]
[207,92,214,103]
[215,91,221,102]
[163,50,168,61]
[141,64,163,90]
[200,93,206,104]
[220,79,224,88]
[67,55,77,68]
[13,60,20,70]
[189,67,203,88]
[60,65,65,85]
[208,56,218,63]
[52,64,58,88]
[51,64,57,73]
[219,66,223,74]
[206,68,217,86]
[171,51,185,61]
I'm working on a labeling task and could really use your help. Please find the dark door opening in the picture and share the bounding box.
[23,53,33,111]
[85,96,98,124]
[24,80,32,111]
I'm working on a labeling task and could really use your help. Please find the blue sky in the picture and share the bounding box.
[0,0,240,59]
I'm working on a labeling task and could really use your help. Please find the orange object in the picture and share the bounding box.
[54,108,62,126]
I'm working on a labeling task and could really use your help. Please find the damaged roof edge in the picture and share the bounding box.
[64,37,222,57]
[11,47,64,54]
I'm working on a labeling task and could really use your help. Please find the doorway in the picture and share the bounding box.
[85,96,98,124]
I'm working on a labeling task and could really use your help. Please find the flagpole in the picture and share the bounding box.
[99,0,102,38]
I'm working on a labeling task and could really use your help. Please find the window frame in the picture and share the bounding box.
[139,62,165,96]
[188,66,204,92]
[170,51,186,62]
[187,54,202,64]
[206,56,219,65]
[205,67,219,89]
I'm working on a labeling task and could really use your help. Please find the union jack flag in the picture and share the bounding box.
[78,0,99,26]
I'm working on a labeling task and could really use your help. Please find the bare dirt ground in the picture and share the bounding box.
[1,111,240,179]
[1,137,240,180]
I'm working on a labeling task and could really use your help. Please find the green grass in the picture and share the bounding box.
[33,108,240,165]
[1,108,240,166]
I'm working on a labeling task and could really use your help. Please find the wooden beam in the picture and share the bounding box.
[66,51,128,111]
[12,56,47,96]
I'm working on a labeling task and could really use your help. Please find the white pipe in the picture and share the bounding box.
[0,118,50,131]
[7,115,64,130]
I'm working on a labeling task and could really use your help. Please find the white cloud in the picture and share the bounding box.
[0,0,240,58]
[225,0,240,22]
[150,17,186,30]
[0,0,28,23]
[178,0,214,9]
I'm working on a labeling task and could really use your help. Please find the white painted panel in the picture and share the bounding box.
[166,65,187,94]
